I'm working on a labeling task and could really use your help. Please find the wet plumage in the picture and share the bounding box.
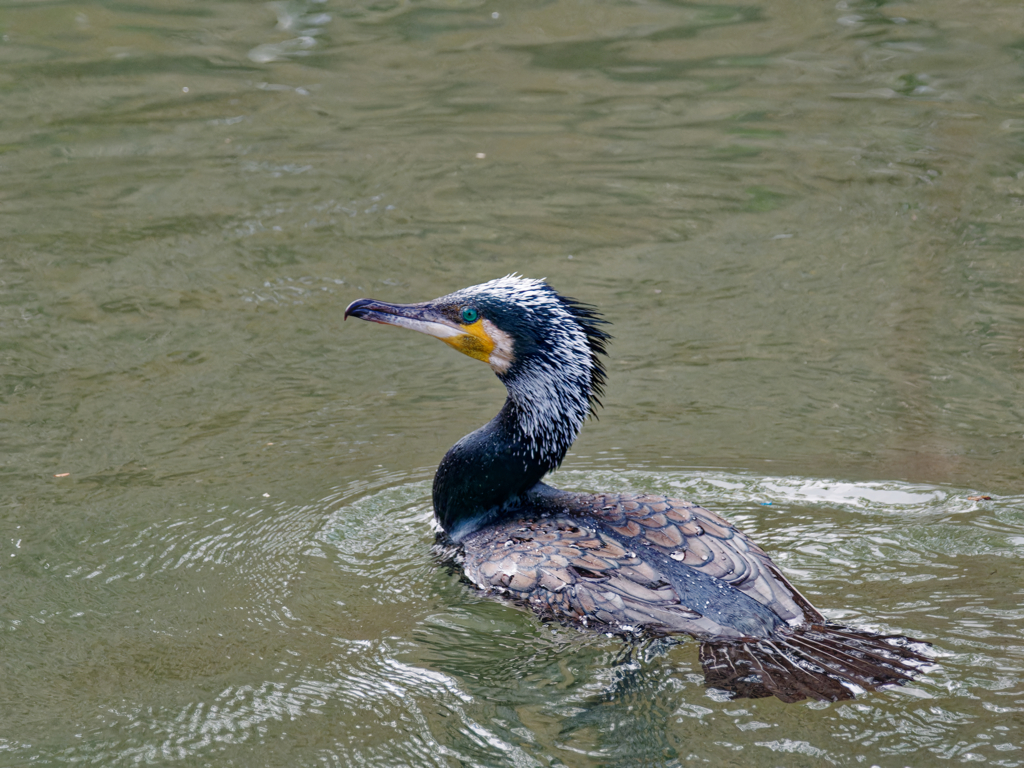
[345,276,930,702]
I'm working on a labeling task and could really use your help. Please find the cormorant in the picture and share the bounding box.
[345,275,930,702]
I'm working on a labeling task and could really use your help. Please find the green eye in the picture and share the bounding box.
[460,306,479,324]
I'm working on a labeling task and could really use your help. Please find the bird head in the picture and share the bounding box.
[344,275,610,420]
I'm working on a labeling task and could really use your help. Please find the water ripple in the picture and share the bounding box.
[4,470,1022,766]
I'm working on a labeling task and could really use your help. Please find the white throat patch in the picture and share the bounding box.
[483,319,514,374]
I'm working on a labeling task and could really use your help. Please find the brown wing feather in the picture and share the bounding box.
[584,494,824,626]
[456,492,931,703]
[463,514,771,639]
[462,492,824,633]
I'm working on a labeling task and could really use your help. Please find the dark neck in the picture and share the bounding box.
[432,396,577,541]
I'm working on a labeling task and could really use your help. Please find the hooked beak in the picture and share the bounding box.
[344,297,498,365]
[344,298,465,341]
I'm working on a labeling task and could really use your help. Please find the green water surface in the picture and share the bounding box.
[1,0,1023,765]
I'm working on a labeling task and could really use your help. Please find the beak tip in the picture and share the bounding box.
[344,298,370,321]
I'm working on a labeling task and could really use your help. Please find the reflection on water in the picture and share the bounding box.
[2,0,1024,764]
[12,470,1020,765]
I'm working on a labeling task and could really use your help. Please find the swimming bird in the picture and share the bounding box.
[344,275,930,702]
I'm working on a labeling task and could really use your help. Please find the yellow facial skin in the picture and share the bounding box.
[441,318,495,363]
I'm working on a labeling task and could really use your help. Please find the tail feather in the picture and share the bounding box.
[793,627,928,678]
[785,632,915,680]
[699,624,931,703]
